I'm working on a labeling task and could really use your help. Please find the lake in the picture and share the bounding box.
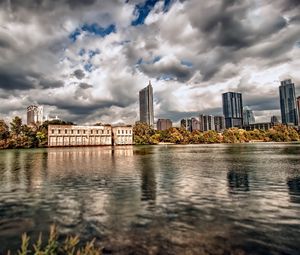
[0,144,300,254]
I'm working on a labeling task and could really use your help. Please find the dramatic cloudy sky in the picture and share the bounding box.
[0,0,299,125]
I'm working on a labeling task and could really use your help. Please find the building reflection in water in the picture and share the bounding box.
[135,147,156,202]
[227,169,249,192]
[287,176,300,204]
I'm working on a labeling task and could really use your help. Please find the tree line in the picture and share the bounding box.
[0,117,73,149]
[0,117,299,149]
[133,122,300,144]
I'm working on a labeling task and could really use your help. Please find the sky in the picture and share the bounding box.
[0,0,299,125]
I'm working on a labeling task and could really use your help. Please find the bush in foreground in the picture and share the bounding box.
[7,225,101,255]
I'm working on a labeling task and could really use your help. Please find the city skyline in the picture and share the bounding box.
[0,1,299,125]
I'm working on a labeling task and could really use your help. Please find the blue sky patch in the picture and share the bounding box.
[84,63,93,72]
[181,60,193,68]
[131,0,159,26]
[88,49,100,58]
[79,48,86,56]
[81,23,116,37]
[69,23,116,42]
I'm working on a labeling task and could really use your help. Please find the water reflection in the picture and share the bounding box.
[140,154,156,202]
[287,176,300,204]
[227,170,249,192]
[0,144,300,254]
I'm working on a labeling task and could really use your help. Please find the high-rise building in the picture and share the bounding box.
[180,118,192,132]
[271,115,280,124]
[243,106,255,126]
[222,92,243,128]
[214,116,225,132]
[27,105,43,125]
[139,81,154,126]
[279,79,298,125]
[157,119,172,131]
[191,117,200,131]
[297,96,300,125]
[199,114,215,131]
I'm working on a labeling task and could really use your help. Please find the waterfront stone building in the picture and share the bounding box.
[112,126,133,145]
[48,125,133,147]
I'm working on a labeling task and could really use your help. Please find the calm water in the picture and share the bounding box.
[0,144,300,254]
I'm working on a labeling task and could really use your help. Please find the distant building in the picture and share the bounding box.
[139,81,154,126]
[279,79,298,126]
[243,106,255,126]
[48,125,133,147]
[157,119,172,131]
[214,116,225,132]
[199,114,215,131]
[180,118,192,132]
[222,92,243,128]
[271,115,280,124]
[297,96,300,125]
[245,122,275,131]
[191,117,200,131]
[27,105,43,125]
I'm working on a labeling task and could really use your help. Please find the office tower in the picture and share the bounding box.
[27,105,43,125]
[180,118,192,131]
[222,92,243,128]
[271,115,280,124]
[297,96,300,125]
[243,106,255,126]
[157,119,172,131]
[279,79,298,125]
[199,114,215,131]
[191,118,200,131]
[139,81,154,126]
[214,116,225,132]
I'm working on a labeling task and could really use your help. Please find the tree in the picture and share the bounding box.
[0,120,10,149]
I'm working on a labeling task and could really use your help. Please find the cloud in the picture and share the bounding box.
[0,0,298,125]
[73,69,85,80]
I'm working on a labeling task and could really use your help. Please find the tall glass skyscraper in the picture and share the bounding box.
[279,79,298,125]
[243,106,255,126]
[139,81,154,126]
[222,92,243,128]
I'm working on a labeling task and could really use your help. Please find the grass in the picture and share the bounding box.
[6,225,102,255]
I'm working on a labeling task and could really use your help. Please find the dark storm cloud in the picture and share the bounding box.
[79,82,93,89]
[0,69,36,90]
[73,69,85,80]
[140,57,193,82]
[39,79,64,89]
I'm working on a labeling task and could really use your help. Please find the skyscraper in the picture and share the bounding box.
[199,114,215,131]
[157,119,172,131]
[222,92,243,128]
[297,96,300,125]
[243,106,255,126]
[27,105,43,125]
[214,116,225,132]
[139,81,154,126]
[279,79,298,125]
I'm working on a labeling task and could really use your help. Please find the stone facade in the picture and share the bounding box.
[48,125,122,147]
[112,126,133,145]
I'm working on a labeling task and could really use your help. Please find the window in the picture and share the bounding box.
[126,130,128,134]
[107,130,109,134]
[51,129,54,134]
[71,130,73,134]
[65,129,67,134]
[91,130,93,134]
[129,130,131,134]
[96,130,99,134]
[118,130,120,134]
[77,130,80,134]
[83,130,86,134]
[58,130,61,134]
